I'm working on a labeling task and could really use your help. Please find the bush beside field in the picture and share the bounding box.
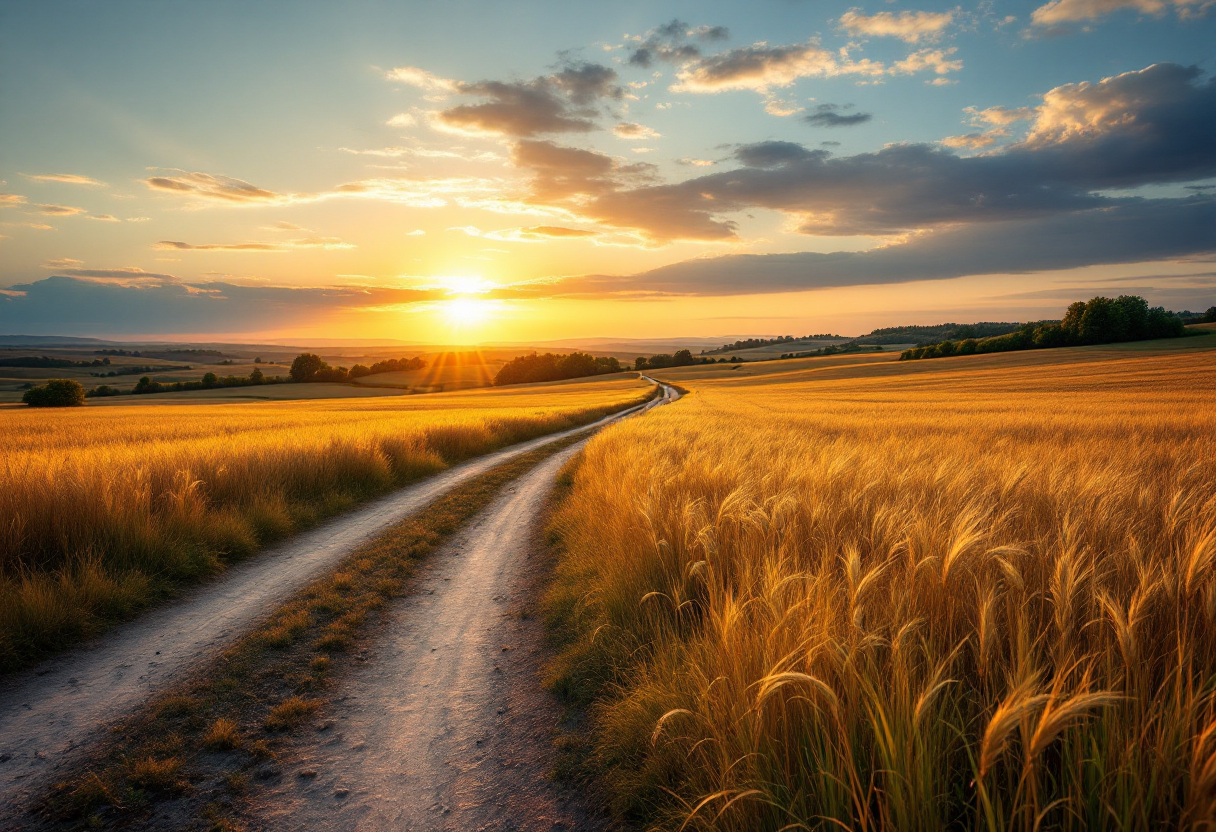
[546,348,1216,830]
[0,380,651,671]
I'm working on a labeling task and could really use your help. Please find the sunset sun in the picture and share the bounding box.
[441,296,492,327]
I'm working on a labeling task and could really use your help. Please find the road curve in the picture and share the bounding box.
[0,380,678,821]
[251,385,680,831]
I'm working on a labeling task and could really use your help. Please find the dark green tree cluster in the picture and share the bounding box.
[704,334,842,354]
[634,349,712,370]
[289,352,428,383]
[22,378,87,407]
[132,367,285,395]
[347,355,427,379]
[900,296,1189,361]
[493,352,622,386]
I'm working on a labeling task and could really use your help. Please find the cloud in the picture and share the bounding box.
[21,173,107,187]
[839,9,955,42]
[672,40,884,93]
[386,113,416,127]
[482,225,600,243]
[436,81,594,137]
[803,103,873,127]
[941,131,1002,148]
[384,66,459,94]
[966,105,1035,126]
[0,194,28,207]
[733,141,818,168]
[86,214,121,222]
[573,62,1216,241]
[152,236,354,252]
[613,122,661,139]
[551,62,624,104]
[47,266,178,284]
[0,276,451,335]
[560,197,1216,296]
[892,48,963,76]
[511,139,656,204]
[144,170,283,204]
[626,19,730,68]
[41,258,83,269]
[432,62,622,138]
[1031,0,1212,25]
[29,203,86,216]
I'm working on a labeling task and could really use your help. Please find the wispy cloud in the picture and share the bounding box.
[30,203,86,216]
[1031,0,1213,25]
[804,103,873,127]
[143,169,284,204]
[21,173,107,187]
[839,9,956,43]
[152,236,355,252]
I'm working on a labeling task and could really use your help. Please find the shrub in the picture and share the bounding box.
[289,352,327,382]
[22,378,86,407]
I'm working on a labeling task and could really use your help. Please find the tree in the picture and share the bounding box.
[1202,306,1216,324]
[289,353,328,382]
[673,349,694,366]
[249,367,265,384]
[201,372,219,387]
[23,378,87,407]
[635,356,647,371]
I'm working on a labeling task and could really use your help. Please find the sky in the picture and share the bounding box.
[0,0,1213,343]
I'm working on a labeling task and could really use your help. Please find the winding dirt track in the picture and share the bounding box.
[251,379,678,830]
[0,383,676,821]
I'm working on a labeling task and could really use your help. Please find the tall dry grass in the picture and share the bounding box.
[547,347,1216,830]
[0,378,650,670]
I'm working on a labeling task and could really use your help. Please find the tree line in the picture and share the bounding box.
[703,334,843,354]
[287,353,427,383]
[493,352,622,386]
[900,296,1197,361]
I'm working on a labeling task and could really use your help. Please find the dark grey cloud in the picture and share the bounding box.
[436,62,622,138]
[0,277,447,335]
[579,63,1216,241]
[803,104,872,127]
[732,141,820,168]
[627,19,730,68]
[552,62,623,104]
[561,197,1216,296]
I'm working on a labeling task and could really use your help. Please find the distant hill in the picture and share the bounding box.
[0,335,119,346]
[852,322,1027,346]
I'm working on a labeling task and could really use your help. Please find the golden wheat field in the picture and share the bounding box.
[547,338,1216,831]
[0,376,650,670]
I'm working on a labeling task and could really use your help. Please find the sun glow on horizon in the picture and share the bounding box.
[441,296,494,327]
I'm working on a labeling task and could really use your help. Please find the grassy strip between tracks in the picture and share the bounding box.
[34,433,587,832]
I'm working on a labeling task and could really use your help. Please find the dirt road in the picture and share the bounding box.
[0,384,676,820]
[249,439,609,831]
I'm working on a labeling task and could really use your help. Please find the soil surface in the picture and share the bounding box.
[0,390,671,822]
[247,440,616,831]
